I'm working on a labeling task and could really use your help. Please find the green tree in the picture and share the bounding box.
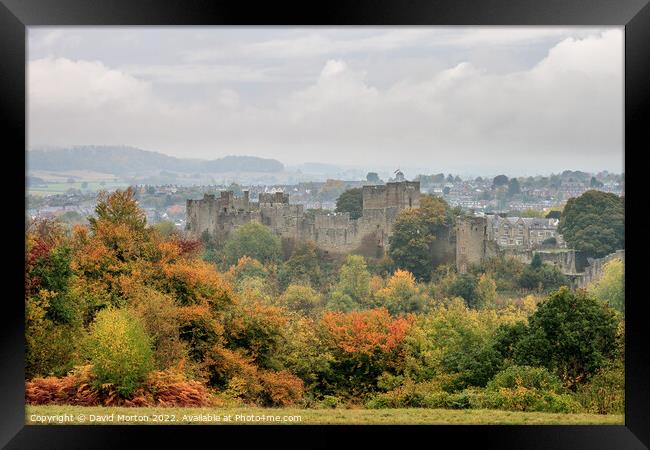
[83,308,154,396]
[492,175,509,188]
[224,222,281,266]
[335,255,371,306]
[558,190,624,258]
[154,220,176,238]
[508,178,521,196]
[447,273,478,308]
[512,287,619,389]
[589,258,624,314]
[388,195,452,281]
[335,188,363,220]
[590,177,604,188]
[366,172,380,183]
[279,242,329,290]
[545,210,562,220]
[476,273,497,309]
[280,284,322,315]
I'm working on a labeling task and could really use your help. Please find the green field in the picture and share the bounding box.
[28,181,129,196]
[26,405,623,425]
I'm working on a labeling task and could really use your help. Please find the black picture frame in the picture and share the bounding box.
[1,0,648,448]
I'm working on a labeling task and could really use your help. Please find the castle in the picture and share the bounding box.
[186,180,421,255]
[455,214,624,288]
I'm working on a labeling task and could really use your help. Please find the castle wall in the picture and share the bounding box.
[572,250,624,289]
[187,180,422,256]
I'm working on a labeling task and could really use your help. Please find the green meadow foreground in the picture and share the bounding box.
[27,405,623,425]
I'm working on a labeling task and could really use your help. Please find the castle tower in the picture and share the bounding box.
[456,216,488,273]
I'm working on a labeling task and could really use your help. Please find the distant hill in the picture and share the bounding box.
[28,146,284,175]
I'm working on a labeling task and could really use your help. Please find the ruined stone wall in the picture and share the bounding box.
[572,250,625,289]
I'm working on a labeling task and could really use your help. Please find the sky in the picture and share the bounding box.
[27,27,624,176]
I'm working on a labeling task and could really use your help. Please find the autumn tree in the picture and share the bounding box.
[320,308,413,398]
[476,273,497,309]
[589,258,624,314]
[375,269,426,315]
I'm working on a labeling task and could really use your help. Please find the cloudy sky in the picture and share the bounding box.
[28,27,623,176]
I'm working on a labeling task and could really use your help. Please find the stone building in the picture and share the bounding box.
[186,180,421,256]
[486,215,565,249]
[456,214,566,273]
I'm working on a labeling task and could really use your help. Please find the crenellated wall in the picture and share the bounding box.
[186,180,421,255]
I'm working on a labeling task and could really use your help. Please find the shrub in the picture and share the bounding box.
[477,387,581,413]
[83,308,154,397]
[258,370,305,407]
[575,363,624,414]
[321,395,341,409]
[26,365,217,407]
[487,365,564,393]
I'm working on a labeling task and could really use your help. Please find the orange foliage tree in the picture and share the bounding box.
[319,308,414,399]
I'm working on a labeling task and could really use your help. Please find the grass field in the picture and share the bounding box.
[28,181,129,196]
[26,405,623,425]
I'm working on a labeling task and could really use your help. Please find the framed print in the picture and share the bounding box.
[1,0,648,448]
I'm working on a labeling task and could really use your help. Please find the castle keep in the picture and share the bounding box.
[186,180,421,255]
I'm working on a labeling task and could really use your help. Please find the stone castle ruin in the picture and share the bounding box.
[186,180,421,255]
[455,215,624,288]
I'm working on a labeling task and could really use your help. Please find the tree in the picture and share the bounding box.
[279,284,322,315]
[590,177,604,188]
[588,258,624,314]
[83,308,154,396]
[334,255,371,306]
[512,287,618,389]
[375,269,425,315]
[558,190,624,258]
[388,195,452,281]
[89,187,147,235]
[507,178,521,196]
[366,172,380,183]
[224,222,281,266]
[154,220,176,238]
[335,188,363,220]
[447,273,478,307]
[545,210,562,220]
[279,241,329,290]
[492,175,509,188]
[476,273,497,309]
[320,308,413,397]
